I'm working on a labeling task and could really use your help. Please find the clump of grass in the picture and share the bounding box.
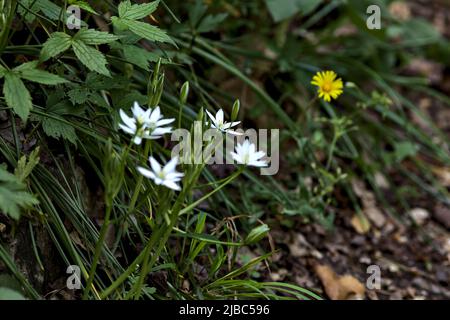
[1,0,449,300]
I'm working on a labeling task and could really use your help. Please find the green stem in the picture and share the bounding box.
[127,140,151,216]
[82,199,113,299]
[326,135,337,170]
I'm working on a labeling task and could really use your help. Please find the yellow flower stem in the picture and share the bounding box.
[326,135,337,170]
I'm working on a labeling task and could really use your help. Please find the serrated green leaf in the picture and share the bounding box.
[13,61,39,72]
[0,167,21,184]
[119,0,160,20]
[18,0,64,22]
[0,187,39,220]
[40,32,72,61]
[122,44,161,69]
[72,39,110,76]
[118,18,174,44]
[0,166,38,220]
[14,147,40,182]
[118,0,132,17]
[75,29,119,45]
[88,92,110,108]
[68,0,98,14]
[68,87,90,104]
[3,74,32,121]
[18,68,68,85]
[42,117,77,144]
[38,0,63,20]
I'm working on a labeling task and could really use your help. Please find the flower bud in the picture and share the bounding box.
[231,99,240,121]
[180,81,189,105]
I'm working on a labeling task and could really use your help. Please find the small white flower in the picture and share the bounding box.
[231,139,268,167]
[205,109,242,135]
[137,156,184,191]
[119,102,175,145]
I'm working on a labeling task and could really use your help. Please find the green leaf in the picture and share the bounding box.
[112,90,147,109]
[119,0,160,20]
[3,73,32,121]
[38,0,63,20]
[14,147,40,182]
[13,61,39,72]
[18,68,68,85]
[117,18,174,44]
[75,29,119,45]
[265,0,322,22]
[0,166,38,220]
[121,44,161,69]
[72,39,110,76]
[0,167,21,184]
[68,0,98,14]
[0,287,26,300]
[42,117,77,144]
[0,65,5,78]
[197,13,228,33]
[394,141,419,162]
[67,87,90,104]
[40,32,72,61]
[118,0,132,17]
[17,0,62,22]
[245,224,270,245]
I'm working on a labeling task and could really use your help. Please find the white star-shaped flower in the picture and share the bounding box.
[119,102,175,145]
[137,156,184,191]
[231,139,268,167]
[205,109,242,135]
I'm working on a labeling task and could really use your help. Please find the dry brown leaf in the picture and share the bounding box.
[389,1,411,21]
[351,214,371,234]
[365,207,386,228]
[315,265,365,300]
[431,166,450,187]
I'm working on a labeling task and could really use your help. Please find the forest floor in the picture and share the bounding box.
[256,0,450,300]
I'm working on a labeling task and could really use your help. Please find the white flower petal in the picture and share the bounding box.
[216,109,224,123]
[205,109,217,126]
[163,157,179,174]
[149,157,162,173]
[150,106,161,123]
[137,167,156,179]
[166,172,184,180]
[120,109,135,128]
[156,118,175,126]
[132,101,145,117]
[152,127,172,136]
[163,180,181,191]
[119,123,136,135]
[225,130,243,136]
[231,152,243,164]
[248,160,268,167]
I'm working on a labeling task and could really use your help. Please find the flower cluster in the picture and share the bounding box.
[205,108,268,167]
[119,102,268,191]
[119,102,175,145]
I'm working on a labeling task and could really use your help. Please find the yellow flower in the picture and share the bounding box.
[311,70,344,102]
